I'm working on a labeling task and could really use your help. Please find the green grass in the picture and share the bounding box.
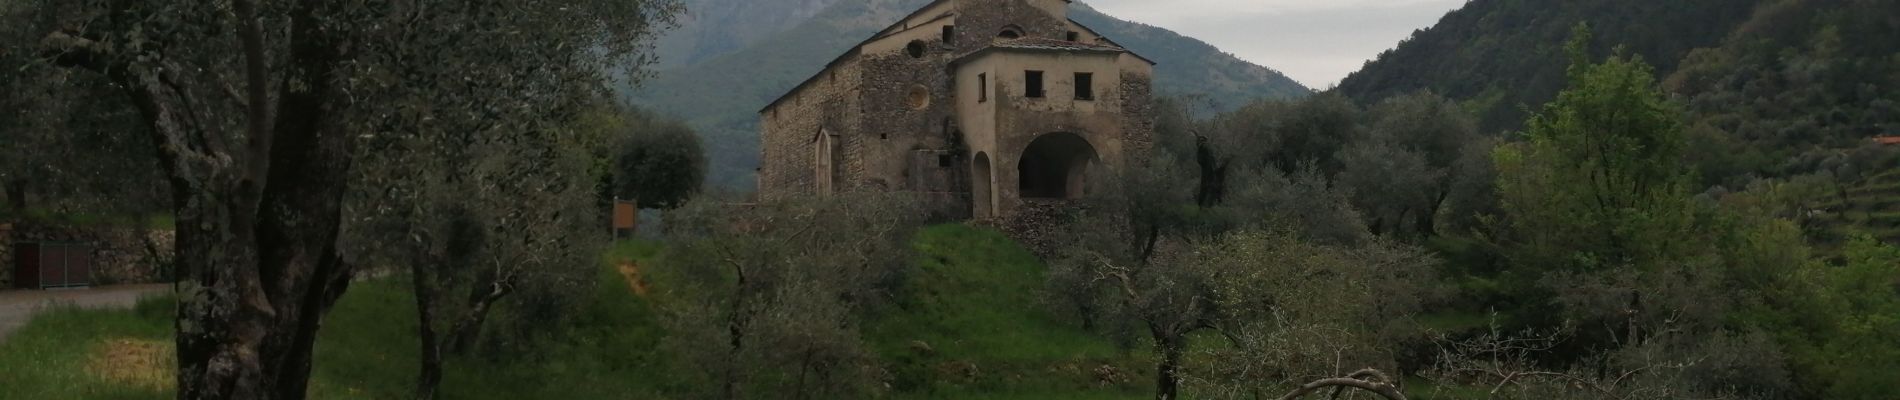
[0,296,174,400]
[0,246,674,399]
[869,224,1150,398]
[0,225,1155,399]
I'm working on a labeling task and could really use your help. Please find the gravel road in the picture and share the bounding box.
[0,284,171,342]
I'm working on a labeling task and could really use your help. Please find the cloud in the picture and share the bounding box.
[1082,0,1464,88]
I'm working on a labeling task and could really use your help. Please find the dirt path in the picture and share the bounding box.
[0,284,171,343]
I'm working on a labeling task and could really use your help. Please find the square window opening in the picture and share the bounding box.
[1025,70,1044,98]
[1066,31,1080,41]
[978,73,988,103]
[1074,73,1094,100]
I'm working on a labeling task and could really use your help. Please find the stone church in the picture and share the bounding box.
[757,0,1155,219]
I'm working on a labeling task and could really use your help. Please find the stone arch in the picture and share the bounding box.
[1017,132,1097,199]
[997,25,1024,39]
[972,152,994,218]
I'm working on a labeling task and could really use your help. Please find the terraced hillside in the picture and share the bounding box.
[1811,169,1900,254]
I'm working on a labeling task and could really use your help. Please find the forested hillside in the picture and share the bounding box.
[627,0,1311,189]
[1337,0,1899,193]
[1336,0,1761,133]
[1666,0,1900,184]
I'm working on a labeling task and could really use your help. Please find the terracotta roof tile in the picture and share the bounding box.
[992,38,1127,52]
[1875,136,1900,145]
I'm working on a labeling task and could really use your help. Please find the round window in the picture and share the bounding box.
[906,85,931,110]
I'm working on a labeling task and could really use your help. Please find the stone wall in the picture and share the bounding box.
[1,220,175,288]
[760,57,865,200]
[1117,71,1156,163]
[953,0,1072,58]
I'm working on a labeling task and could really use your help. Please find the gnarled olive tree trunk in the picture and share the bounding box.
[43,0,357,397]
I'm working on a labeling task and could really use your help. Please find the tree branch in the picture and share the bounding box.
[38,31,111,71]
[233,0,275,190]
[1278,369,1407,400]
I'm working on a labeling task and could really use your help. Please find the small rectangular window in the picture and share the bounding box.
[1074,73,1094,100]
[1025,70,1044,98]
[938,154,955,167]
[1066,31,1080,41]
[978,73,988,103]
[943,26,956,44]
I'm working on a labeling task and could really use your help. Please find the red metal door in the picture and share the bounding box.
[68,245,92,287]
[12,243,38,289]
[41,245,67,288]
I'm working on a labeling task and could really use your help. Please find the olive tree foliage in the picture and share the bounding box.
[21,0,680,397]
[1336,92,1482,238]
[610,108,706,210]
[1202,93,1365,177]
[1417,324,1776,400]
[1179,230,1438,400]
[0,2,166,216]
[1045,144,1428,400]
[342,103,612,399]
[657,193,927,400]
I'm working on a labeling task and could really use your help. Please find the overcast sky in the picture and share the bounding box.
[1084,0,1466,89]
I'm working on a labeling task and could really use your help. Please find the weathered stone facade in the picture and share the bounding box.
[1,221,176,288]
[759,0,1155,219]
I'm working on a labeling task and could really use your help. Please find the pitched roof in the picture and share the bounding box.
[760,0,1111,114]
[993,37,1127,52]
[952,37,1155,66]
[1875,136,1900,145]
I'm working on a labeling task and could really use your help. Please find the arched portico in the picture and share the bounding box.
[972,152,995,218]
[1016,132,1097,199]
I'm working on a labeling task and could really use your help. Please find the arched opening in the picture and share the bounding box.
[813,128,840,195]
[972,152,994,218]
[998,25,1024,39]
[1017,132,1097,199]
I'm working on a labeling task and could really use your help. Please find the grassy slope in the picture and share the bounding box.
[871,225,1149,399]
[0,225,1150,399]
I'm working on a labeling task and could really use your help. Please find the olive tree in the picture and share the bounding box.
[1047,148,1416,400]
[1338,91,1481,238]
[1177,229,1438,400]
[24,0,679,397]
[611,109,707,210]
[658,192,927,399]
[344,100,611,399]
[0,3,166,216]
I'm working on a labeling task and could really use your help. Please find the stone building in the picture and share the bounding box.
[757,0,1155,218]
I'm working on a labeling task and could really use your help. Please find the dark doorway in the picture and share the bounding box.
[1017,133,1097,199]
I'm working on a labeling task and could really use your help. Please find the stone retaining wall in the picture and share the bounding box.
[1,220,175,288]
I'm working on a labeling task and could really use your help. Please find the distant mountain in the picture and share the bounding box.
[627,0,1312,189]
[1334,0,1899,184]
[650,0,849,69]
[1068,3,1312,108]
